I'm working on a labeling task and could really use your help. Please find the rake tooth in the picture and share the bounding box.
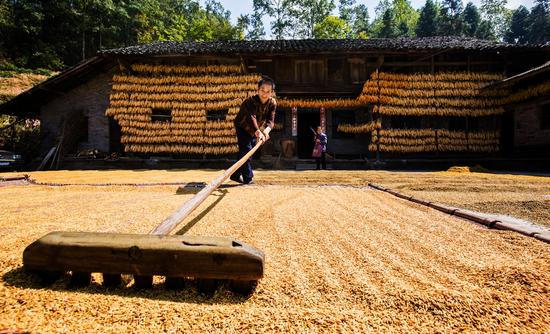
[165,277,186,290]
[102,273,122,287]
[197,279,219,295]
[70,271,92,287]
[228,279,258,296]
[133,275,153,289]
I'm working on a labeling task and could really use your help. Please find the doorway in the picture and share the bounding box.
[297,109,320,158]
[109,117,123,153]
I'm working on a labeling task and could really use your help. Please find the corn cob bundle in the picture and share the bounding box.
[111,91,250,102]
[377,72,503,82]
[378,129,435,137]
[205,121,235,130]
[109,98,245,110]
[376,95,501,108]
[106,64,258,156]
[106,107,152,117]
[502,82,550,104]
[204,129,237,137]
[130,64,242,75]
[373,80,489,90]
[171,109,207,118]
[203,145,239,155]
[118,120,207,130]
[203,136,238,145]
[170,116,207,123]
[121,135,205,145]
[278,98,364,108]
[112,74,260,85]
[228,107,240,115]
[111,82,258,94]
[123,128,204,137]
[467,131,500,139]
[337,121,381,134]
[125,144,204,154]
[370,129,500,153]
[373,105,505,117]
[360,71,505,117]
[368,143,438,152]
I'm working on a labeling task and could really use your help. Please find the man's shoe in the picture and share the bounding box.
[243,178,254,185]
[230,175,244,183]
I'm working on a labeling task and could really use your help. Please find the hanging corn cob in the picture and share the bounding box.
[105,63,258,155]
[278,98,364,108]
[370,129,500,153]
[337,120,381,134]
[501,82,550,104]
[359,71,506,117]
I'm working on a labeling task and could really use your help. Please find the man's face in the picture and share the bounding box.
[258,83,273,103]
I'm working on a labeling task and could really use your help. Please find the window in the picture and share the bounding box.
[207,109,228,121]
[295,60,325,83]
[151,108,172,123]
[349,58,366,84]
[448,117,466,131]
[540,105,550,130]
[328,59,344,83]
[391,116,421,129]
[332,109,356,139]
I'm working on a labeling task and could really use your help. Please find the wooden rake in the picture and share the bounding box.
[23,141,264,295]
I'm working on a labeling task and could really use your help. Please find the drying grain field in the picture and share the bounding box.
[1,169,549,333]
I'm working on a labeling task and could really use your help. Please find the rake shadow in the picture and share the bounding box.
[2,266,254,304]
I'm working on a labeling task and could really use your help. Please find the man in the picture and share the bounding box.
[230,76,276,184]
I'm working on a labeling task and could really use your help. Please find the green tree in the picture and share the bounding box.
[378,8,399,37]
[476,19,495,39]
[352,4,370,37]
[416,0,440,37]
[480,0,508,39]
[245,10,265,40]
[394,0,419,36]
[372,0,418,37]
[504,6,529,43]
[313,15,351,38]
[252,0,297,40]
[528,0,550,43]
[439,0,464,35]
[294,0,336,38]
[462,2,481,37]
[339,0,356,23]
[337,0,370,38]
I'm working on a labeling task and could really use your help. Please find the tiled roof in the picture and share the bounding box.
[101,37,546,56]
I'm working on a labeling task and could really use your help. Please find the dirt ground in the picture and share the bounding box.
[0,170,549,333]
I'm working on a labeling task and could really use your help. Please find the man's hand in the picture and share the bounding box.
[255,129,266,143]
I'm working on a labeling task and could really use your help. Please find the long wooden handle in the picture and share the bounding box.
[150,140,263,235]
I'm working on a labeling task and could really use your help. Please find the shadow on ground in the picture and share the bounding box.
[2,266,255,304]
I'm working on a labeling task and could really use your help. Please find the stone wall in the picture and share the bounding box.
[40,70,114,154]
[514,97,550,148]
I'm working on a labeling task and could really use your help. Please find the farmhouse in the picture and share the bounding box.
[0,37,549,168]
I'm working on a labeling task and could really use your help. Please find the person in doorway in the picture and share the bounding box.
[314,126,327,170]
[230,76,277,184]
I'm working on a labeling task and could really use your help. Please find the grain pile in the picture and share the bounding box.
[1,170,549,332]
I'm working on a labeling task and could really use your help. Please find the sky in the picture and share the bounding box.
[201,0,537,38]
